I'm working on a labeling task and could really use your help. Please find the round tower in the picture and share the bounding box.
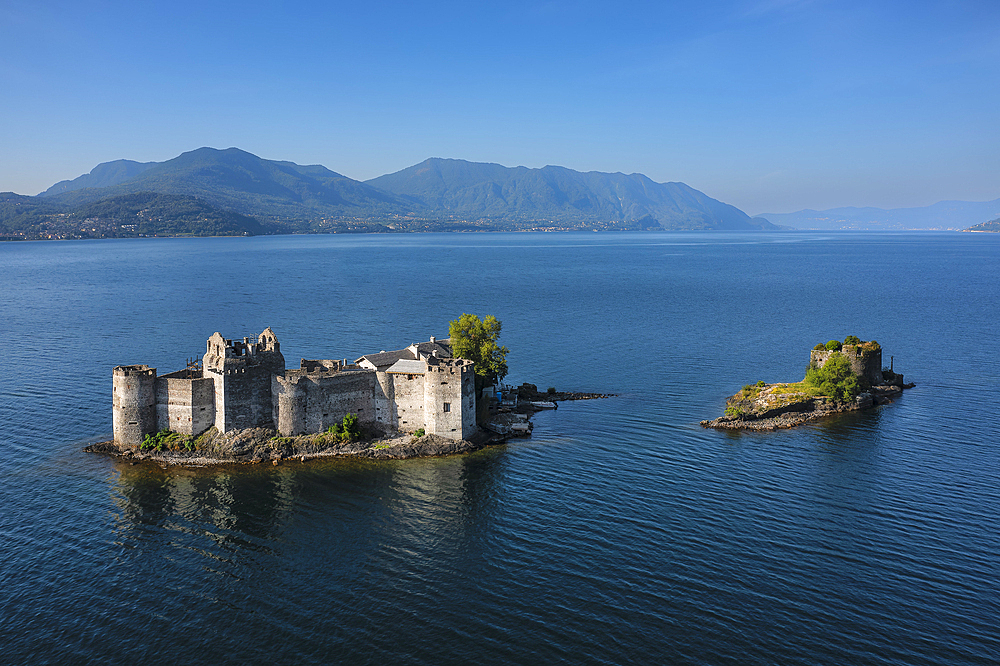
[113,365,157,447]
[273,374,307,436]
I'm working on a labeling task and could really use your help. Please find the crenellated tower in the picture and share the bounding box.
[203,327,286,432]
[112,365,158,446]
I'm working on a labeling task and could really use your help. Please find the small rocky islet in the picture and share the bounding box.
[701,337,915,431]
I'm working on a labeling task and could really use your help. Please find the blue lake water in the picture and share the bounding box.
[1,231,998,665]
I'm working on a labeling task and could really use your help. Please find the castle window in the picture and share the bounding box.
[443,402,451,412]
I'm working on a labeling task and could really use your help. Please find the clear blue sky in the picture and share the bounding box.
[2,0,998,214]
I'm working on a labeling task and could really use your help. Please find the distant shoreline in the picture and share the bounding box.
[2,228,982,243]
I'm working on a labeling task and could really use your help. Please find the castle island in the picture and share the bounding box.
[100,328,485,463]
[701,337,914,431]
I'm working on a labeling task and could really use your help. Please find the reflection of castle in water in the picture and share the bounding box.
[110,449,511,566]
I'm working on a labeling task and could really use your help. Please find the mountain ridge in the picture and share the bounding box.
[20,149,1000,233]
[366,157,773,230]
[34,148,774,231]
[42,147,412,220]
[40,159,158,196]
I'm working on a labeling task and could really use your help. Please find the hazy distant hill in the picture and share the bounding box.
[40,159,157,196]
[367,158,775,230]
[45,147,412,220]
[965,217,1000,232]
[1,190,265,239]
[0,193,66,231]
[14,147,779,235]
[73,192,265,236]
[758,199,1000,230]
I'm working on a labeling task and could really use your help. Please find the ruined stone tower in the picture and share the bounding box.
[203,327,286,432]
[112,365,157,447]
[810,343,883,386]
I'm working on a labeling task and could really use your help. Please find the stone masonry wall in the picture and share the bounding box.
[422,359,476,439]
[811,345,883,386]
[206,362,279,432]
[156,370,215,436]
[373,371,395,428]
[390,372,426,433]
[273,369,376,436]
[113,365,157,447]
[460,364,476,438]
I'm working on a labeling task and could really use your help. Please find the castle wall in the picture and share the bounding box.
[811,345,883,386]
[113,365,157,447]
[115,329,477,444]
[155,370,215,436]
[207,363,279,432]
[373,372,395,428]
[273,369,376,436]
[422,360,476,439]
[390,372,426,433]
[460,365,476,438]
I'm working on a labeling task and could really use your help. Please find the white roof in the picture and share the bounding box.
[385,359,427,375]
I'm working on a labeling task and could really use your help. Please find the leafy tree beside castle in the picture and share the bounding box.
[449,313,509,385]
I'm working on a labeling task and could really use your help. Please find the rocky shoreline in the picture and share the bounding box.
[701,383,914,432]
[85,382,615,467]
[84,425,503,466]
[513,382,615,404]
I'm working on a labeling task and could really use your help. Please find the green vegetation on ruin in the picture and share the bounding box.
[724,334,883,417]
[805,352,866,402]
[139,428,213,453]
[449,312,510,425]
[324,412,361,442]
[814,337,880,354]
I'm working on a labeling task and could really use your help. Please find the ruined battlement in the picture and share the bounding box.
[205,327,280,358]
[425,357,473,371]
[204,328,284,375]
[295,358,364,374]
[113,329,477,447]
[114,364,155,377]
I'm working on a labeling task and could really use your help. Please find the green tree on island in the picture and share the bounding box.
[805,352,863,403]
[448,313,509,385]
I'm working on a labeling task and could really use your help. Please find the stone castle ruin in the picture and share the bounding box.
[113,328,476,447]
[809,341,902,387]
